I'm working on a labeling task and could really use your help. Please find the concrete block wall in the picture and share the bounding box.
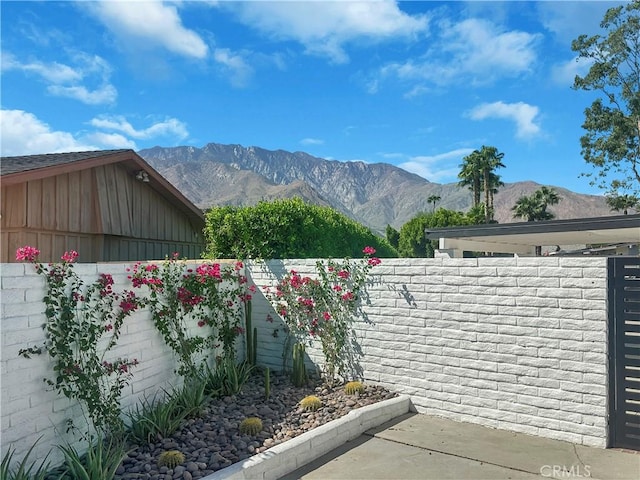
[247,257,610,448]
[0,260,241,467]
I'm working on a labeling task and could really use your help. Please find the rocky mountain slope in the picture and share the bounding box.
[138,143,612,233]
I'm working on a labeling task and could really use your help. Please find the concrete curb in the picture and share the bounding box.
[201,394,412,480]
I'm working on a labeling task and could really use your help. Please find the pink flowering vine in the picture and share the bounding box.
[264,246,380,382]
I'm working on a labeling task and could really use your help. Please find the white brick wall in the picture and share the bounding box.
[0,256,611,469]
[0,261,243,467]
[247,257,609,448]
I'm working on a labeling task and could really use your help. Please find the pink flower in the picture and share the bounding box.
[323,311,331,321]
[198,320,206,327]
[338,270,350,279]
[363,246,376,255]
[368,257,381,266]
[105,324,113,332]
[61,250,78,263]
[235,261,244,271]
[145,264,158,272]
[15,246,40,262]
[341,291,354,302]
[333,285,343,292]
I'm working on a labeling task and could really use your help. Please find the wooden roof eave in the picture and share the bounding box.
[1,150,205,228]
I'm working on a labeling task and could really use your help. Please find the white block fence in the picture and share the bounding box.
[247,257,610,448]
[1,256,610,469]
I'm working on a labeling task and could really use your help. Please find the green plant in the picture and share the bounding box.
[1,437,50,480]
[202,357,254,397]
[264,247,381,383]
[239,417,263,436]
[299,395,322,412]
[344,381,365,395]
[264,367,271,400]
[128,256,249,379]
[16,247,142,436]
[245,300,257,366]
[157,450,185,469]
[291,343,307,387]
[171,380,210,419]
[126,393,191,444]
[57,437,126,480]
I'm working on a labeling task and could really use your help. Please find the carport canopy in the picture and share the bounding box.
[425,214,640,257]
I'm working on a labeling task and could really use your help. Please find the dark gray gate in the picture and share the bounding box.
[608,257,640,450]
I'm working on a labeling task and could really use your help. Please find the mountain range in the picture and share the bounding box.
[138,143,612,234]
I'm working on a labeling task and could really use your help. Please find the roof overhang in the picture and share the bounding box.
[425,215,640,256]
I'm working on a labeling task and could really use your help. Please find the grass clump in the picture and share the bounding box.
[1,437,49,480]
[299,395,322,411]
[239,417,263,436]
[344,381,365,395]
[157,450,185,469]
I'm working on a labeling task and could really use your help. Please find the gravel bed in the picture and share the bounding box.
[114,372,397,480]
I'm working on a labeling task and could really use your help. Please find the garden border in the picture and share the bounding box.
[202,394,412,480]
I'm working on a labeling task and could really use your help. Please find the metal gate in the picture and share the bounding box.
[608,256,640,450]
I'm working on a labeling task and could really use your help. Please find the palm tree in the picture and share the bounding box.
[606,194,639,214]
[477,146,505,223]
[512,186,562,256]
[427,195,441,212]
[458,150,482,208]
[512,186,561,222]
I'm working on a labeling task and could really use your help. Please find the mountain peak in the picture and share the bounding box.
[138,142,611,233]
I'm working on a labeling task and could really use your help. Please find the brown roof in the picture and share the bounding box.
[1,150,130,175]
[0,149,205,225]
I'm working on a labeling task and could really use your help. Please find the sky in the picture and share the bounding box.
[0,1,623,194]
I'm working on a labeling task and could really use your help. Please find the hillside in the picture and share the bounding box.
[138,143,613,233]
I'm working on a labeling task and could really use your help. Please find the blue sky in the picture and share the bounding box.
[0,1,621,194]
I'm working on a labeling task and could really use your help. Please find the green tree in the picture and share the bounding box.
[458,146,505,222]
[204,198,398,259]
[477,146,505,223]
[605,193,639,214]
[427,194,441,212]
[385,224,400,248]
[458,150,483,208]
[572,1,640,196]
[398,209,472,258]
[512,186,562,222]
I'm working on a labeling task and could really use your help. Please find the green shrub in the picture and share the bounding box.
[126,393,191,444]
[1,437,49,480]
[202,357,253,397]
[57,437,126,480]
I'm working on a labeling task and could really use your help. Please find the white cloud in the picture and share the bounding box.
[229,1,428,63]
[2,52,117,105]
[0,110,95,156]
[84,132,137,150]
[537,1,612,45]
[213,48,253,87]
[48,84,117,105]
[398,148,474,182]
[467,101,541,140]
[378,17,540,89]
[1,52,81,83]
[300,138,324,146]
[0,110,189,156]
[86,1,208,59]
[551,56,593,86]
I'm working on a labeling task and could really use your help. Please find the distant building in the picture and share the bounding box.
[426,215,640,257]
[1,149,205,262]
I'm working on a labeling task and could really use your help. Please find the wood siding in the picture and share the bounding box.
[1,163,204,262]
